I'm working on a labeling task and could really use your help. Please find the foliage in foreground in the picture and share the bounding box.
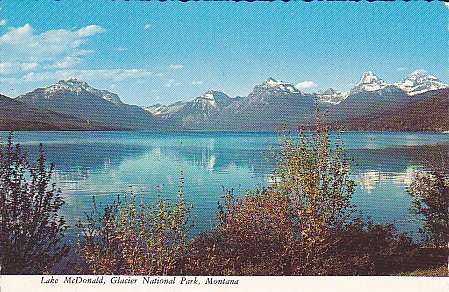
[185,117,435,275]
[408,164,448,248]
[76,181,192,275]
[2,122,448,275]
[0,133,69,274]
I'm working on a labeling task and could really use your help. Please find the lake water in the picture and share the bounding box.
[3,131,449,238]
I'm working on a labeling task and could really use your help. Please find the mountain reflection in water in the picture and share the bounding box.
[4,131,448,237]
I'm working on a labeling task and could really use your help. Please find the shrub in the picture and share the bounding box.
[0,133,69,274]
[77,180,192,275]
[408,166,449,247]
[186,114,358,275]
[185,114,432,276]
[270,117,356,274]
[327,219,419,275]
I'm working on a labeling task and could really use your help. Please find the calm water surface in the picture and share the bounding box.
[4,131,449,237]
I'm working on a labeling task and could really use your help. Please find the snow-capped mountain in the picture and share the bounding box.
[16,78,158,129]
[261,77,301,94]
[225,77,306,109]
[192,90,232,108]
[170,90,233,127]
[314,88,348,105]
[145,101,187,117]
[145,90,232,121]
[349,70,448,96]
[144,90,234,129]
[44,78,123,104]
[210,78,316,131]
[350,71,388,94]
[394,71,448,95]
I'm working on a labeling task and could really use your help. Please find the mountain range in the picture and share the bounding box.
[145,71,448,131]
[1,71,448,132]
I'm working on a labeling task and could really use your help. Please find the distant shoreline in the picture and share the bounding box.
[1,129,449,134]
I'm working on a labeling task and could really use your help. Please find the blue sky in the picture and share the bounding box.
[0,1,447,106]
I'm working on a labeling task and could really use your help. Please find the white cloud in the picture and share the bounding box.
[3,69,153,84]
[191,80,203,85]
[396,67,408,72]
[144,24,151,30]
[296,81,318,90]
[412,69,427,75]
[0,62,38,74]
[0,24,105,73]
[77,25,106,37]
[165,79,175,87]
[0,19,7,26]
[164,79,181,87]
[115,47,128,52]
[50,56,82,69]
[169,64,184,70]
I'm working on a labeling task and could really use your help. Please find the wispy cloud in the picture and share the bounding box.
[169,64,184,70]
[115,47,128,52]
[191,80,203,85]
[0,19,7,26]
[0,24,105,73]
[0,62,38,74]
[164,79,181,87]
[296,81,318,90]
[50,56,83,69]
[396,67,408,72]
[2,69,153,84]
[144,24,151,30]
[412,69,427,75]
[165,79,175,87]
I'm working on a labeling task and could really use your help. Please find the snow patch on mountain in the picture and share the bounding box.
[315,88,348,104]
[195,91,218,107]
[351,71,388,94]
[193,90,232,108]
[261,77,301,94]
[45,78,123,104]
[145,101,187,117]
[349,70,448,96]
[394,71,448,95]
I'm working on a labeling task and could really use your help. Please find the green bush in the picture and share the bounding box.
[0,133,69,274]
[408,166,449,247]
[76,180,192,275]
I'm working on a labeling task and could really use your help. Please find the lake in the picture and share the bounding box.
[3,131,449,238]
